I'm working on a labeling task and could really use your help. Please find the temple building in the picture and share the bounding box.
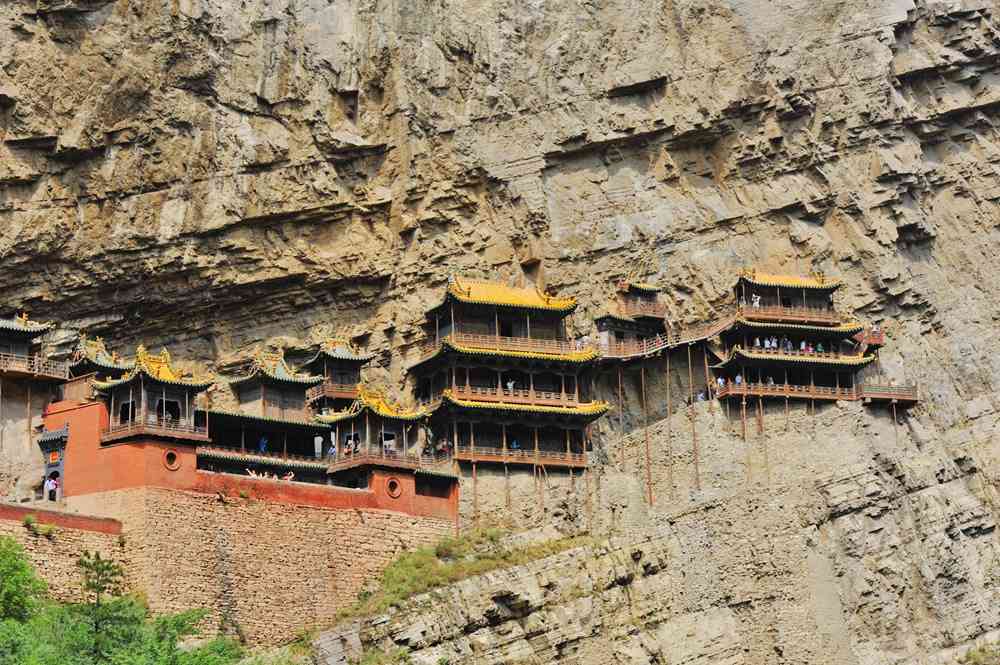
[713,270,918,409]
[302,338,374,412]
[0,312,70,501]
[317,385,442,486]
[69,336,134,380]
[195,348,332,483]
[93,345,213,444]
[409,277,609,468]
[595,280,668,355]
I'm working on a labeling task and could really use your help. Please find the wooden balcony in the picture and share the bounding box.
[101,418,210,444]
[857,383,918,405]
[453,446,588,468]
[715,382,919,406]
[601,316,735,360]
[854,329,886,347]
[620,300,667,319]
[197,446,329,471]
[448,384,582,407]
[736,304,841,325]
[716,383,857,402]
[418,332,594,362]
[305,381,359,403]
[0,353,68,381]
[741,347,865,362]
[326,450,453,474]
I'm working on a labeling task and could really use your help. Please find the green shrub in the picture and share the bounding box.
[0,536,47,621]
[960,643,1000,664]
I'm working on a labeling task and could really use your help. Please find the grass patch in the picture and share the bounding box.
[352,647,412,665]
[337,528,594,621]
[960,643,1000,664]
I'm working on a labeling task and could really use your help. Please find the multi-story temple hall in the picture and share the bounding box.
[410,278,609,468]
[711,271,914,405]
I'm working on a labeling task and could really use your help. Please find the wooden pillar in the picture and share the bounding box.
[666,352,673,499]
[472,461,479,526]
[574,372,580,401]
[526,313,531,338]
[241,427,245,453]
[565,428,571,455]
[533,426,539,458]
[366,410,371,454]
[26,382,31,446]
[470,421,475,454]
[687,344,694,404]
[641,364,652,506]
[283,432,288,459]
[741,396,747,442]
[617,365,625,468]
[688,344,700,491]
[452,417,458,452]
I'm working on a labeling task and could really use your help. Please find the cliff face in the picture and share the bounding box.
[5,0,1000,660]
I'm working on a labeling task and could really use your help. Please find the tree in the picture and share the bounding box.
[77,550,131,662]
[0,536,46,622]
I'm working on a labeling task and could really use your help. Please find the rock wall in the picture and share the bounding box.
[0,503,123,604]
[316,399,1000,664]
[0,379,59,500]
[66,487,452,645]
[5,0,1000,660]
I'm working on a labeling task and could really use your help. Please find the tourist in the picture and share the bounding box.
[44,476,56,501]
[752,294,761,308]
[282,472,294,482]
[696,391,705,401]
[352,433,361,454]
[767,376,775,386]
[717,376,725,390]
[817,342,825,353]
[772,336,779,348]
[754,337,761,348]
[258,435,268,454]
[800,340,807,352]
[505,379,515,393]
[763,337,771,349]
[510,438,520,451]
[735,373,743,385]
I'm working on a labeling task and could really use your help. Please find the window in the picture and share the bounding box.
[416,475,451,498]
[119,401,136,423]
[154,399,181,422]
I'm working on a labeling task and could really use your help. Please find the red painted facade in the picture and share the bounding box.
[42,399,458,521]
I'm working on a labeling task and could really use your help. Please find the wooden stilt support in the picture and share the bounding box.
[892,402,899,446]
[757,396,764,435]
[585,467,592,530]
[666,352,674,499]
[641,364,652,505]
[617,365,625,469]
[472,461,479,527]
[741,397,748,442]
[688,344,700,491]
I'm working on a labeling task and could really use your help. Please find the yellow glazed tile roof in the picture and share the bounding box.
[446,340,599,363]
[740,269,841,290]
[715,346,875,368]
[231,349,323,387]
[622,281,661,293]
[92,345,215,390]
[71,335,134,372]
[733,318,865,335]
[314,386,428,423]
[441,391,610,417]
[446,278,577,312]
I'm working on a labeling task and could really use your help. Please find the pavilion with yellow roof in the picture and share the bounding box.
[93,346,214,444]
[410,277,608,469]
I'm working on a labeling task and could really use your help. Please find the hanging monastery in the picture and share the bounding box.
[0,270,919,643]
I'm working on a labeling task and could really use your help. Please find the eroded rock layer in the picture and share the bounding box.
[5,0,1000,661]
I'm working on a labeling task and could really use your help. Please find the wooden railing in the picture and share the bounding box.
[0,353,68,379]
[453,446,588,467]
[305,381,359,403]
[858,383,918,402]
[716,383,857,401]
[620,300,668,319]
[449,384,580,407]
[197,446,329,470]
[854,329,886,347]
[737,304,841,325]
[602,315,735,360]
[716,382,918,404]
[742,347,860,360]
[101,417,209,443]
[419,332,594,362]
[326,449,452,473]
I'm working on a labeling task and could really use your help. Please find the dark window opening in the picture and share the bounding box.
[154,399,181,422]
[416,475,452,498]
[119,401,136,423]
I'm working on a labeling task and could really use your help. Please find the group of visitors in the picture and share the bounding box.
[752,336,826,354]
[245,468,295,481]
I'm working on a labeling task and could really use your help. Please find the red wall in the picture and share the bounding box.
[43,400,458,521]
[0,503,122,535]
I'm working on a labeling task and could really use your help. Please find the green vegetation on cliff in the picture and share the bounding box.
[0,536,243,665]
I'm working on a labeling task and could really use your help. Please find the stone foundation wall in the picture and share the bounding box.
[0,504,123,603]
[69,487,452,645]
